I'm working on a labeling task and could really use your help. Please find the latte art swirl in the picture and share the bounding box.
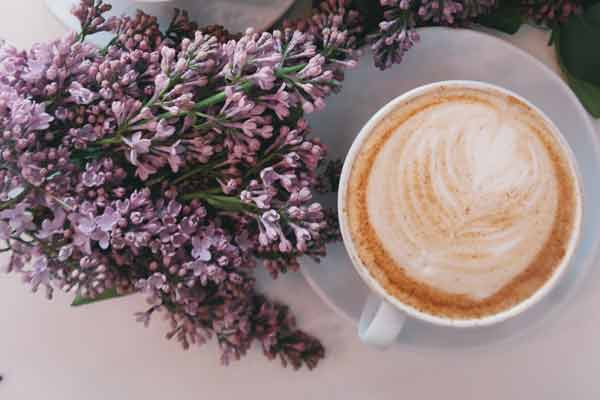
[346,85,581,318]
[368,101,558,299]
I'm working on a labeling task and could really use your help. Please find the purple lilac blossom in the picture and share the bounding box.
[522,0,582,27]
[370,0,496,69]
[0,0,362,369]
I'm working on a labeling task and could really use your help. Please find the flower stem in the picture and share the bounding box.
[275,63,306,78]
[90,64,308,148]
[10,236,35,246]
[172,165,212,185]
[245,151,281,179]
[96,134,123,145]
[182,192,258,213]
[194,64,306,111]
[0,186,30,211]
[193,81,251,111]
[100,37,118,56]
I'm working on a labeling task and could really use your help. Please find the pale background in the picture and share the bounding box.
[1,1,600,400]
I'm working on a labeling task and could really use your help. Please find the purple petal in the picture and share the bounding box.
[96,207,120,232]
[260,167,279,186]
[77,215,96,235]
[58,245,73,261]
[192,235,212,261]
[68,81,96,105]
[0,221,10,240]
[156,119,175,139]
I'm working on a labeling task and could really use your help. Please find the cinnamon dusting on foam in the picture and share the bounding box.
[346,86,580,319]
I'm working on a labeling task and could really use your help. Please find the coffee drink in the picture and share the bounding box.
[345,85,582,319]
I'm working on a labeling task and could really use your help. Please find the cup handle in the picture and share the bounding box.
[358,293,407,348]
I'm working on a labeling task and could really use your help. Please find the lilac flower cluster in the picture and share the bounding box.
[368,0,585,71]
[369,0,587,71]
[522,0,583,27]
[371,0,420,70]
[370,0,496,69]
[72,0,119,40]
[0,0,360,369]
[416,0,497,24]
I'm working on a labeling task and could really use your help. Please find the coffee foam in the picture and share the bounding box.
[346,86,580,319]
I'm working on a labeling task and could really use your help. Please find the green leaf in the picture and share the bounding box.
[555,27,600,118]
[561,72,600,117]
[71,288,131,307]
[558,4,600,85]
[477,1,524,35]
[583,0,600,12]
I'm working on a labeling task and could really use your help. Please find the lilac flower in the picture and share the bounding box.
[240,176,277,209]
[144,273,169,292]
[0,203,34,235]
[37,208,66,239]
[371,0,496,69]
[123,132,152,165]
[5,90,53,131]
[0,0,362,370]
[152,73,170,100]
[134,309,154,327]
[82,162,106,187]
[96,206,119,232]
[0,42,26,86]
[289,223,312,252]
[72,0,118,38]
[70,213,96,254]
[192,235,212,261]
[135,163,157,181]
[21,165,45,186]
[523,0,581,27]
[191,262,228,286]
[160,46,177,74]
[415,0,496,24]
[220,29,281,81]
[370,3,419,70]
[0,221,10,240]
[68,81,97,104]
[260,167,298,192]
[250,66,276,90]
[259,84,291,120]
[21,42,52,83]
[27,256,50,293]
[6,251,27,273]
[112,100,143,126]
[259,210,289,249]
[58,245,74,261]
[152,141,183,172]
[155,119,175,139]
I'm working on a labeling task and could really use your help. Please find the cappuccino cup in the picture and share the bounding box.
[338,81,583,347]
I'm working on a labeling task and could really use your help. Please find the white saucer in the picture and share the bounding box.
[45,0,295,46]
[303,27,600,350]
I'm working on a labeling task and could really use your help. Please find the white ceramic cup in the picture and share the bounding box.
[337,80,584,348]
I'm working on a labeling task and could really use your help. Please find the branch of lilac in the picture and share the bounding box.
[359,0,583,70]
[0,0,584,369]
[0,0,355,369]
